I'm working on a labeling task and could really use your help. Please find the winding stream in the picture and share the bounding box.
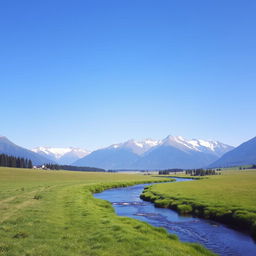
[94,177,256,256]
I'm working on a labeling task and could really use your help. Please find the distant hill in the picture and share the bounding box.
[0,136,53,165]
[74,136,234,170]
[32,147,90,165]
[208,136,256,168]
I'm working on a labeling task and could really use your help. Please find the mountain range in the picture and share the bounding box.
[32,147,90,165]
[1,135,255,169]
[74,136,234,169]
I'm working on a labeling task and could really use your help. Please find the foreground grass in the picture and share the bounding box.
[0,167,215,256]
[141,170,256,238]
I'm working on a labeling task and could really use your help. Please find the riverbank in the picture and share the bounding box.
[0,167,214,256]
[140,170,256,239]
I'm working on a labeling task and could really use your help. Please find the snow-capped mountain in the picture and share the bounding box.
[134,136,234,170]
[32,147,90,165]
[74,139,160,169]
[0,135,235,169]
[160,136,232,156]
[74,136,234,169]
[108,139,161,155]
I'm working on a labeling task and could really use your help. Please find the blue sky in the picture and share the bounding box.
[1,0,255,150]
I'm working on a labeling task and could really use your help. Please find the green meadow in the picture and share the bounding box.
[141,170,256,238]
[0,167,215,256]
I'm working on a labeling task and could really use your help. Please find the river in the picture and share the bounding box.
[94,177,256,256]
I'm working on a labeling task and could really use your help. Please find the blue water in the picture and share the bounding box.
[94,178,256,256]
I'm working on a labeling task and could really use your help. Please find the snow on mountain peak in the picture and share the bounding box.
[108,139,161,155]
[161,135,232,156]
[32,147,90,159]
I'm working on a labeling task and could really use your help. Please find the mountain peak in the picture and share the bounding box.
[108,138,161,155]
[0,136,17,146]
[0,136,9,140]
[31,147,91,165]
[161,135,234,156]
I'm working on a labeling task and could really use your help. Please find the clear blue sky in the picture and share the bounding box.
[1,0,255,150]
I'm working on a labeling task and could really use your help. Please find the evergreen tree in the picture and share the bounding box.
[0,154,33,169]
[28,160,33,169]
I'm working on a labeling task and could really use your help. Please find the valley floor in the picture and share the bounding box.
[0,167,214,256]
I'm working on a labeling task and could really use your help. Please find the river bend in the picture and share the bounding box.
[94,177,256,256]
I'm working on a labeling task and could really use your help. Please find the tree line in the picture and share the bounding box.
[0,154,33,168]
[158,169,184,175]
[44,164,105,172]
[240,164,256,170]
[185,169,218,176]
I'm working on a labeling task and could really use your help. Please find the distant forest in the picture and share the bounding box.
[158,168,219,176]
[158,169,184,175]
[44,164,105,172]
[185,169,218,176]
[0,154,32,168]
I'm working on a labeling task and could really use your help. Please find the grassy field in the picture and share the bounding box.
[0,167,215,256]
[141,170,256,238]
